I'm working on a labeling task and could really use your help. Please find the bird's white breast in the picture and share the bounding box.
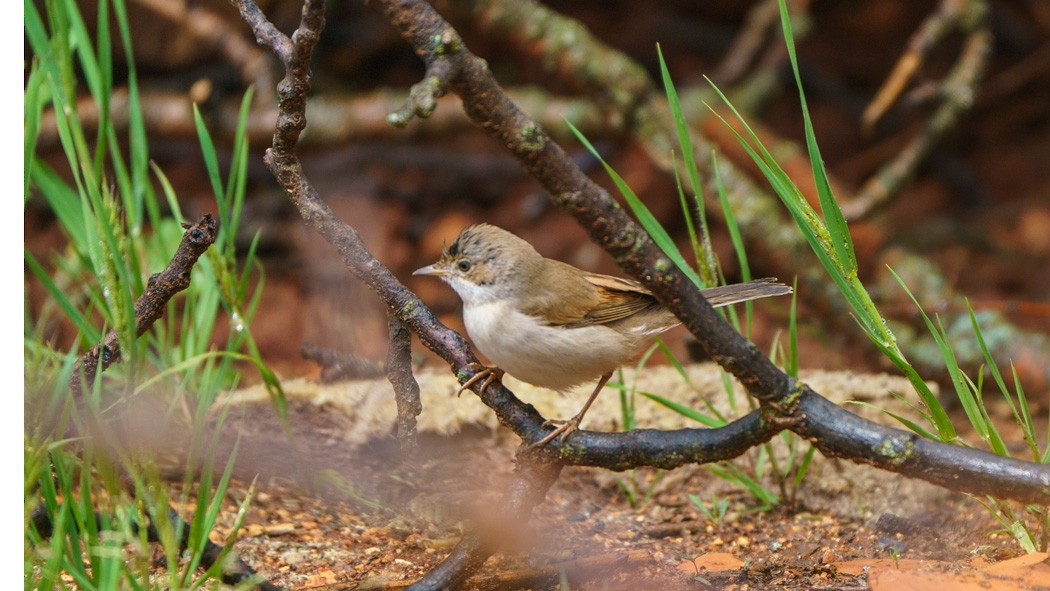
[463,301,642,391]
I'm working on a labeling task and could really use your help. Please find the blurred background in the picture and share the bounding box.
[26,0,1050,389]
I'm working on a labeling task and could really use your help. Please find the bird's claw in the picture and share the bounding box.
[529,416,582,448]
[456,364,504,397]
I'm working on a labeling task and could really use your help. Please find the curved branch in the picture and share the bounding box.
[553,409,778,470]
[795,390,1050,504]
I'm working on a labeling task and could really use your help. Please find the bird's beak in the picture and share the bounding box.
[412,264,444,277]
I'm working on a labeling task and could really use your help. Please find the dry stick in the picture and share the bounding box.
[231,0,1050,587]
[860,0,983,131]
[847,0,991,219]
[71,214,219,400]
[386,315,422,449]
[712,0,783,85]
[35,87,607,149]
[58,215,279,590]
[130,0,276,106]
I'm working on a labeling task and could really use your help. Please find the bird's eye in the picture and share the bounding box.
[457,260,471,272]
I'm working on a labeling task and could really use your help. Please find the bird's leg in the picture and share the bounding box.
[456,363,505,397]
[530,371,613,448]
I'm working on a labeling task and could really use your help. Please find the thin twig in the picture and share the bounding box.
[387,59,454,128]
[846,22,992,219]
[860,0,982,130]
[712,0,782,84]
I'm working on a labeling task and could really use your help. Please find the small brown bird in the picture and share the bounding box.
[414,224,790,446]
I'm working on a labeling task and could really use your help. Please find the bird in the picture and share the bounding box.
[414,223,791,447]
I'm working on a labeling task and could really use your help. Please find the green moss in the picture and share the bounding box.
[519,123,546,151]
[386,112,409,128]
[399,301,417,317]
[874,435,916,466]
[429,31,462,56]
[654,257,672,274]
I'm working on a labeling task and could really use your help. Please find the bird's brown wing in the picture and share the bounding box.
[516,262,661,328]
[561,272,661,327]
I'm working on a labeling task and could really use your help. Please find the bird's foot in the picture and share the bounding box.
[529,415,583,448]
[456,363,504,397]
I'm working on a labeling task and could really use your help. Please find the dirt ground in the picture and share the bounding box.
[149,366,1048,590]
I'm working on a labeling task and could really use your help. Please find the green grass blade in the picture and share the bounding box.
[25,250,100,343]
[712,152,751,283]
[707,463,778,508]
[639,391,726,428]
[24,62,46,202]
[793,444,816,487]
[788,277,799,377]
[193,104,227,221]
[658,44,717,286]
[656,339,729,422]
[566,119,704,288]
[224,87,255,248]
[847,401,940,441]
[92,0,113,177]
[112,0,155,227]
[150,162,186,223]
[857,319,955,440]
[30,160,88,248]
[776,0,856,276]
[712,151,756,334]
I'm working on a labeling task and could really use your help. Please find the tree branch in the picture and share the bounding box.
[71,214,219,400]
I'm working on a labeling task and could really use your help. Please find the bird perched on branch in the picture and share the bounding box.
[415,224,790,447]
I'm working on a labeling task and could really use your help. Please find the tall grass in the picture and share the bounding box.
[25,0,279,586]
